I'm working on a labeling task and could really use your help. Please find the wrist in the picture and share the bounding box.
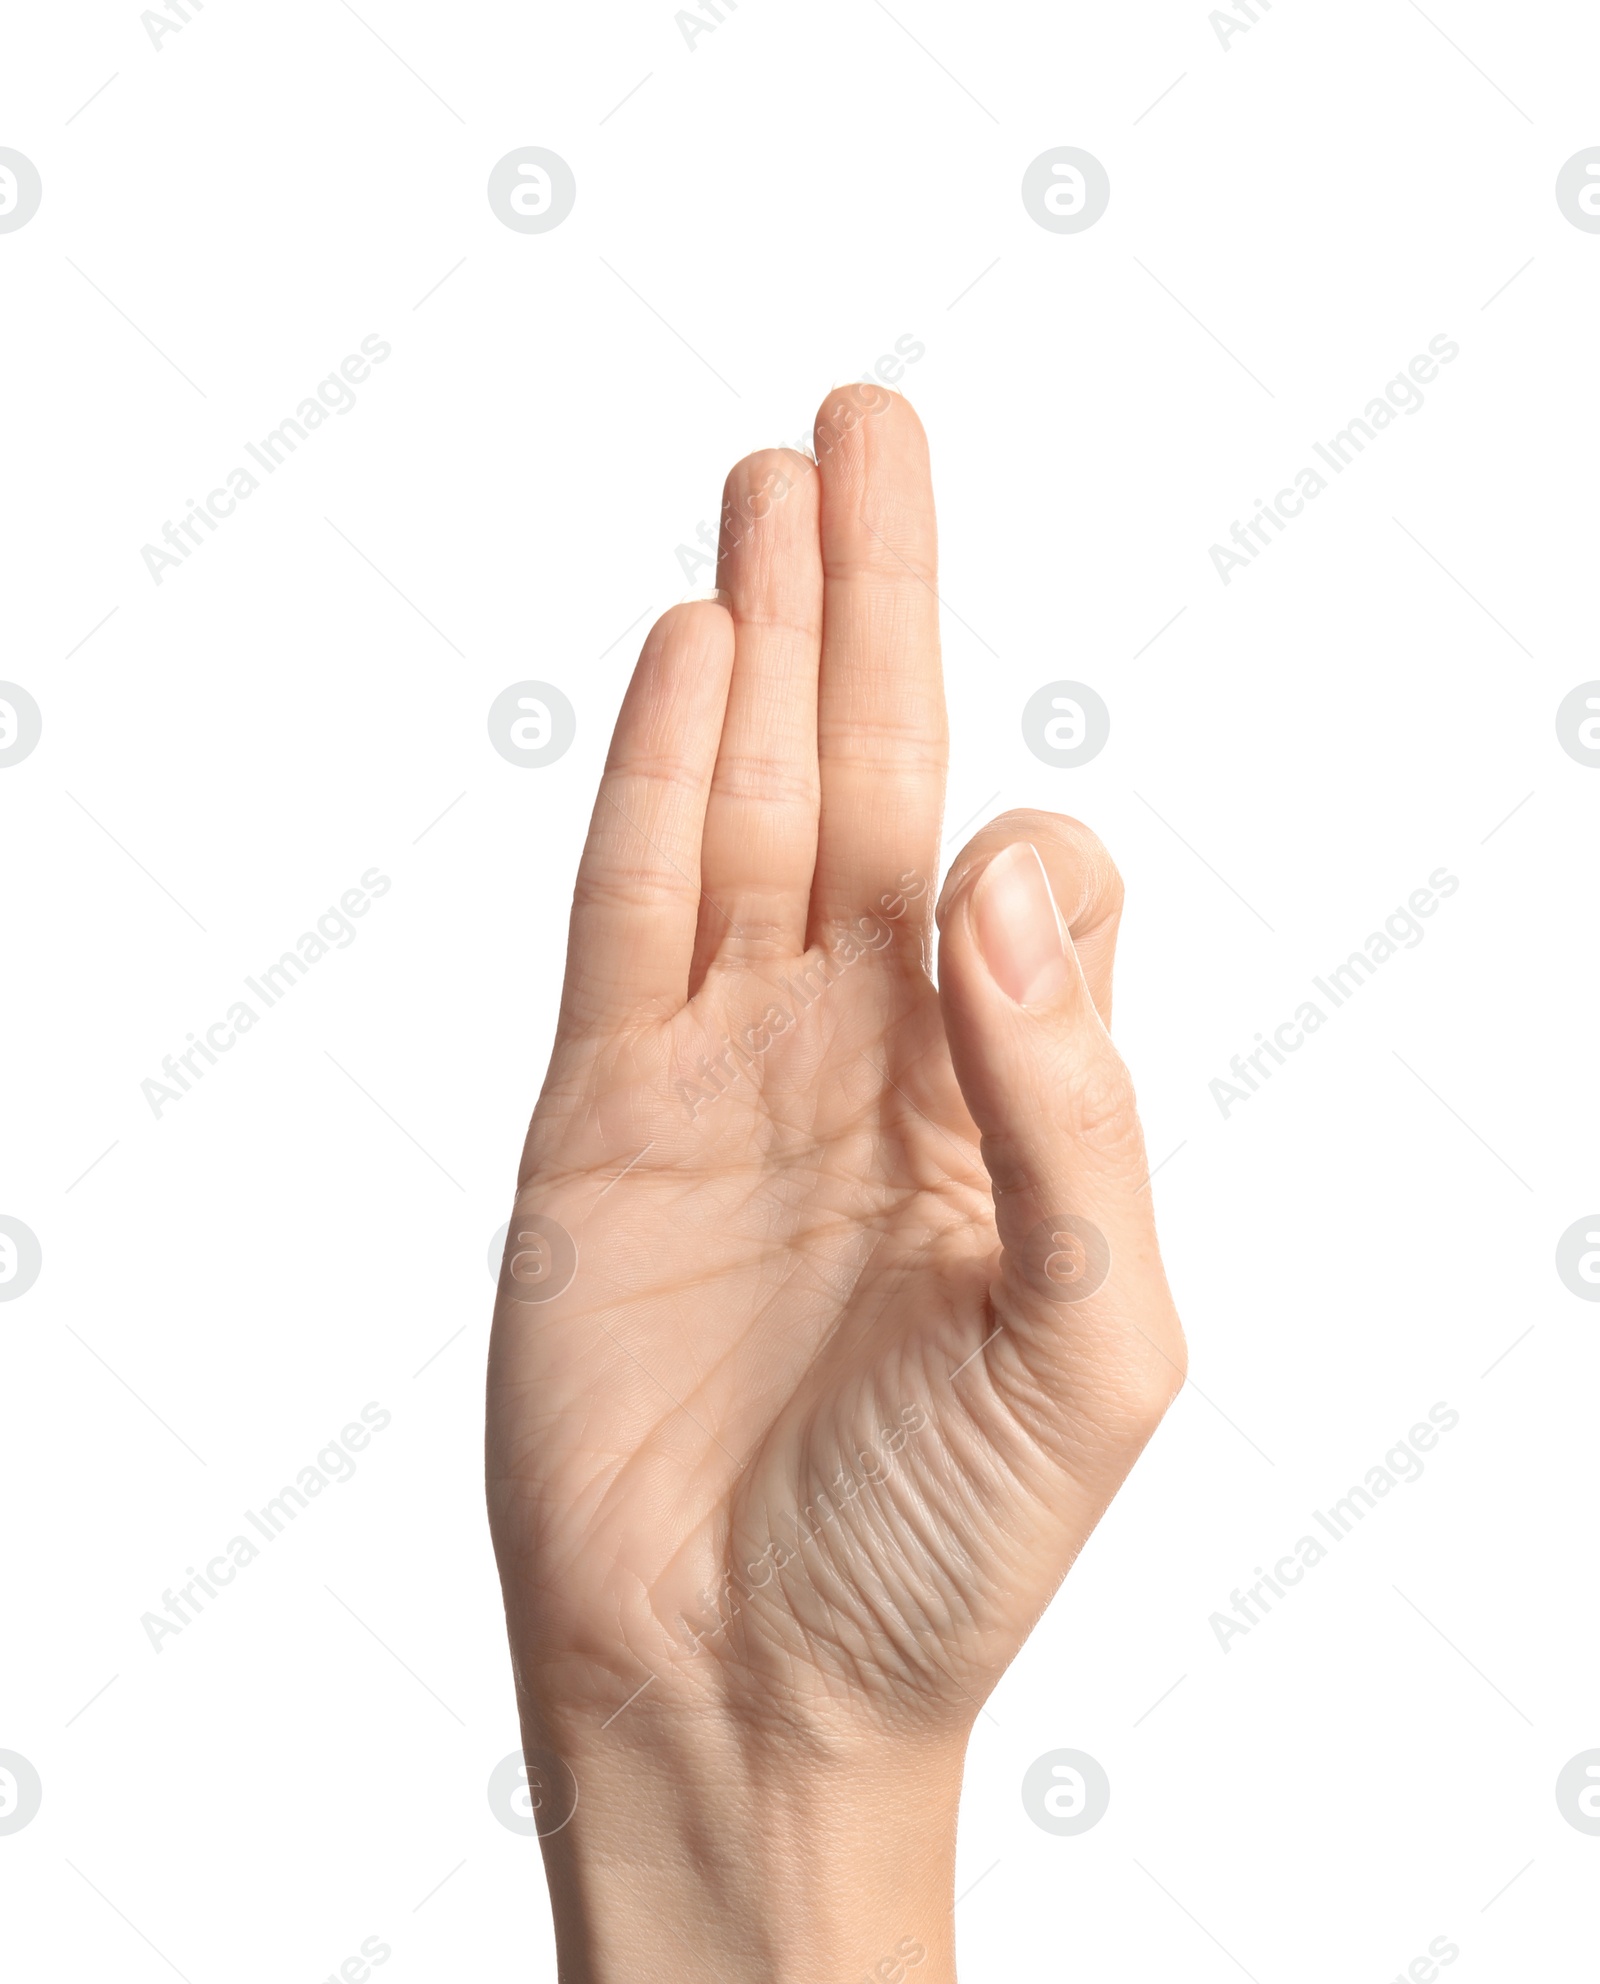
[523,1703,965,1984]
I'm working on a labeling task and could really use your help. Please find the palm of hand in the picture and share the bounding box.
[487,389,1183,1742]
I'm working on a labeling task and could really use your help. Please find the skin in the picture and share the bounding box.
[486,385,1187,1984]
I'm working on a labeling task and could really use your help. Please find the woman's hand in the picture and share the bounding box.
[486,386,1185,1984]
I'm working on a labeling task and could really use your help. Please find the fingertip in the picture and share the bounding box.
[811,380,929,470]
[613,600,735,768]
[640,595,736,665]
[939,814,1123,1026]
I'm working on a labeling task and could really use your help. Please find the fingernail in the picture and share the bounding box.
[971,843,1071,1006]
[679,587,732,606]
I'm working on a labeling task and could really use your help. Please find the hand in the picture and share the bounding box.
[486,386,1185,1984]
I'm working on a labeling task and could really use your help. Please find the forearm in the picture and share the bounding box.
[529,1708,964,1984]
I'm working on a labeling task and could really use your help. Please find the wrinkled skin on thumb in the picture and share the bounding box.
[936,810,1186,1472]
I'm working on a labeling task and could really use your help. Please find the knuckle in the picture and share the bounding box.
[1054,1046,1142,1157]
[708,751,820,808]
[572,867,691,917]
[605,750,707,799]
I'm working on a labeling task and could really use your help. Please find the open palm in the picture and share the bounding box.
[487,388,1185,1749]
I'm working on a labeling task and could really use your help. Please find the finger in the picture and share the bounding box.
[809,386,947,948]
[936,809,1124,1026]
[936,833,1185,1458]
[560,601,735,1036]
[690,448,824,983]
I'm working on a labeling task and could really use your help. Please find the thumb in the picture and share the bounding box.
[936,819,1185,1459]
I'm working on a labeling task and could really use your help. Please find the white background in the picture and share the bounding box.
[3,1,1598,1977]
